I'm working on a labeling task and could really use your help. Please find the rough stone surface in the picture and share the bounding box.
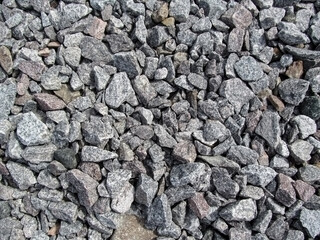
[81,146,118,162]
[299,208,320,238]
[6,161,37,190]
[0,81,16,120]
[241,164,277,187]
[172,141,197,163]
[219,199,257,222]
[34,93,66,111]
[278,79,309,106]
[234,56,264,82]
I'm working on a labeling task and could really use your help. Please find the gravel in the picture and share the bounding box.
[0,0,320,239]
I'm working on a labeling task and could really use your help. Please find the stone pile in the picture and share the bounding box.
[0,0,320,239]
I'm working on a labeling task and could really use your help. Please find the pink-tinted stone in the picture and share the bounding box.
[17,74,30,96]
[18,60,46,81]
[188,192,210,219]
[79,162,102,181]
[34,93,66,111]
[275,173,296,207]
[293,180,316,202]
[87,16,107,40]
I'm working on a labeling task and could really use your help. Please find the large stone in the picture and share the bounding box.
[80,36,112,63]
[259,7,286,29]
[0,46,13,74]
[82,116,113,145]
[299,96,320,120]
[234,56,264,82]
[16,112,51,146]
[188,192,210,219]
[289,140,313,163]
[172,141,197,163]
[219,199,257,221]
[299,208,320,238]
[298,164,320,183]
[54,148,77,169]
[169,0,190,22]
[0,81,16,120]
[227,145,259,165]
[147,194,172,227]
[48,201,78,223]
[106,34,134,53]
[113,51,141,78]
[111,182,134,214]
[66,169,99,209]
[154,124,177,148]
[203,120,230,142]
[255,111,281,149]
[278,22,310,45]
[22,144,57,164]
[219,78,255,113]
[293,180,315,202]
[132,75,157,106]
[221,4,252,28]
[241,164,277,187]
[291,115,317,139]
[81,146,118,162]
[170,163,206,187]
[106,169,131,198]
[211,167,239,199]
[278,79,309,105]
[6,161,37,190]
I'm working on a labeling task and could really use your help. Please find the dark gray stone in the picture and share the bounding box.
[170,163,206,187]
[197,0,227,20]
[299,96,320,120]
[259,7,286,29]
[154,124,177,148]
[113,51,141,79]
[275,173,296,207]
[132,75,157,105]
[266,217,289,240]
[226,145,259,166]
[197,155,240,174]
[54,148,77,169]
[278,78,309,106]
[82,116,113,145]
[147,26,170,48]
[106,34,134,54]
[80,36,112,62]
[165,185,196,205]
[0,81,16,120]
[211,167,240,199]
[147,194,172,227]
[252,210,272,234]
[278,22,310,45]
[135,173,158,207]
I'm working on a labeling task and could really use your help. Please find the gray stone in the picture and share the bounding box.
[93,66,110,91]
[221,4,252,28]
[284,230,305,240]
[291,115,317,139]
[38,188,63,202]
[0,81,16,120]
[211,167,240,199]
[192,17,211,33]
[59,220,83,237]
[203,120,230,142]
[40,66,62,91]
[6,161,37,190]
[130,125,154,140]
[278,22,310,45]
[172,141,197,163]
[229,227,251,240]
[63,47,81,69]
[300,96,320,120]
[113,51,141,79]
[48,201,78,223]
[234,56,264,82]
[154,124,177,148]
[147,194,172,227]
[165,185,196,206]
[170,163,206,187]
[310,25,320,45]
[0,119,12,144]
[132,75,157,106]
[106,169,131,198]
[299,164,320,183]
[255,110,281,149]
[37,170,60,189]
[228,27,245,53]
[134,15,147,44]
[169,0,190,22]
[219,78,255,113]
[106,34,134,54]
[187,73,208,90]
[239,185,265,200]
[259,7,286,29]
[227,145,259,166]
[289,139,313,163]
[66,169,99,209]
[252,210,272,234]
[188,192,210,219]
[16,112,51,146]
[278,78,309,106]
[54,148,77,169]
[198,0,227,20]
[80,36,112,63]
[111,181,134,214]
[154,68,168,80]
[177,30,197,47]
[135,173,158,207]
[241,164,277,187]
[147,26,170,48]
[0,46,13,74]
[60,3,91,28]
[219,199,257,221]
[81,146,118,162]
[284,45,320,61]
[197,155,240,174]
[0,201,11,219]
[266,217,289,240]
[90,0,115,11]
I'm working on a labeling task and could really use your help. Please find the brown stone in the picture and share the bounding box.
[54,84,80,104]
[172,141,197,163]
[47,223,60,236]
[18,60,46,81]
[293,180,315,202]
[188,192,210,219]
[79,162,102,181]
[47,42,61,48]
[0,46,13,74]
[162,17,175,26]
[38,48,51,57]
[275,173,296,207]
[285,61,304,79]
[15,92,33,106]
[268,95,285,112]
[16,74,30,96]
[111,215,156,240]
[152,2,168,23]
[34,93,66,111]
[86,16,107,40]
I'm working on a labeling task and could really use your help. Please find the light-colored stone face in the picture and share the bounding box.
[111,215,157,240]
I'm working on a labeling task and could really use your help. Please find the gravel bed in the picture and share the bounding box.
[0,0,320,239]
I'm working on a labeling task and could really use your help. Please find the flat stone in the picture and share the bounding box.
[80,36,112,62]
[188,192,210,219]
[275,173,296,207]
[34,93,66,111]
[81,146,118,162]
[241,164,277,187]
[172,141,197,163]
[284,45,320,61]
[66,169,99,209]
[113,51,141,79]
[48,201,78,223]
[255,110,281,149]
[6,161,37,190]
[132,75,157,106]
[219,78,255,113]
[147,194,172,227]
[289,140,313,163]
[293,180,316,202]
[0,46,13,74]
[170,163,206,187]
[169,0,190,22]
[0,81,16,120]
[106,34,134,53]
[227,145,259,165]
[211,167,240,199]
[16,112,51,146]
[239,185,265,200]
[22,144,57,164]
[135,173,158,207]
[219,199,257,221]
[299,208,320,238]
[234,56,264,81]
[197,155,240,174]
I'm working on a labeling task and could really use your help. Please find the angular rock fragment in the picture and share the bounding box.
[54,148,77,169]
[6,161,37,190]
[22,144,57,164]
[147,194,172,227]
[266,217,289,240]
[0,46,13,74]
[169,0,190,22]
[113,51,141,79]
[66,169,99,209]
[111,181,134,214]
[278,79,309,105]
[34,93,66,111]
[221,4,252,28]
[211,167,240,199]
[241,164,277,187]
[298,164,320,183]
[16,112,51,146]
[81,146,118,162]
[170,163,206,187]
[80,36,112,63]
[188,192,210,219]
[135,173,158,207]
[154,124,177,148]
[275,173,296,207]
[228,28,245,53]
[48,201,78,223]
[132,75,157,106]
[234,56,264,82]
[0,81,16,120]
[172,141,197,163]
[289,140,313,163]
[278,22,310,45]
[220,199,257,221]
[203,120,230,142]
[106,169,131,198]
[227,145,259,165]
[106,34,135,53]
[299,208,320,238]
[259,7,286,29]
[293,180,315,202]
